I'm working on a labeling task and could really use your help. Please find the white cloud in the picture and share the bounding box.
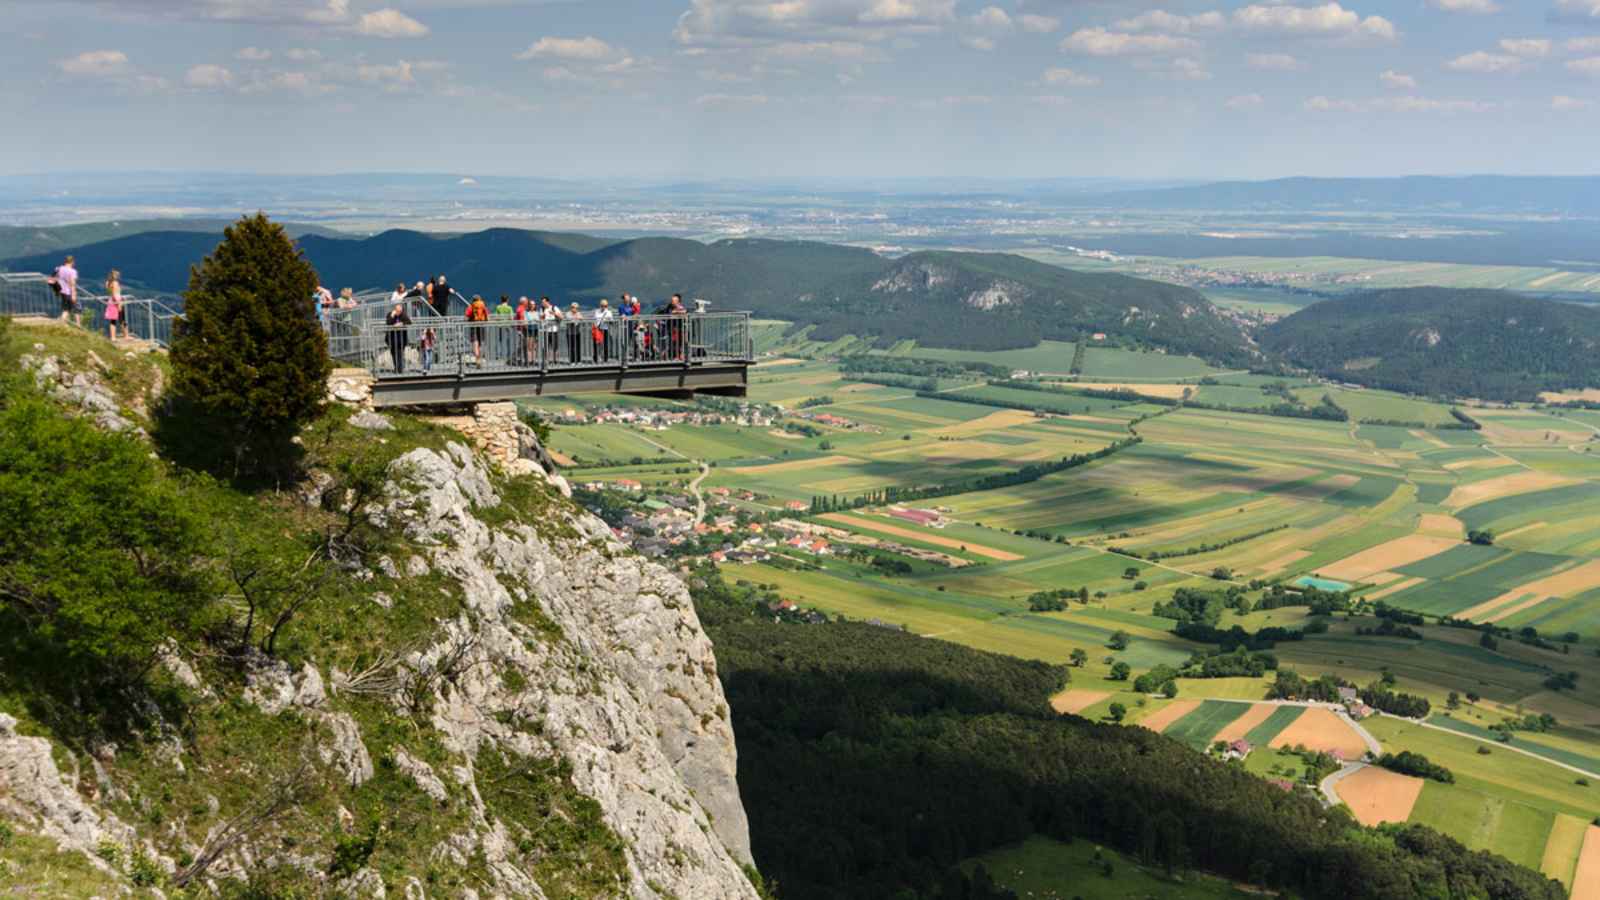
[1568,57,1600,76]
[969,6,1009,29]
[1499,38,1550,58]
[1113,10,1225,34]
[1427,0,1500,13]
[960,5,1011,51]
[286,48,322,62]
[239,71,332,95]
[1304,95,1362,112]
[1225,93,1264,109]
[674,0,957,47]
[517,36,618,61]
[1019,14,1060,34]
[1031,94,1072,106]
[356,9,428,38]
[1247,52,1302,70]
[1233,3,1396,42]
[1447,51,1523,73]
[1567,38,1600,53]
[58,50,129,76]
[1306,94,1496,113]
[1060,27,1196,56]
[1040,66,1100,87]
[357,60,416,89]
[1380,69,1417,89]
[1552,95,1593,110]
[184,63,233,88]
[235,47,272,61]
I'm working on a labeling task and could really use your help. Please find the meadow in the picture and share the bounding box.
[538,344,1600,893]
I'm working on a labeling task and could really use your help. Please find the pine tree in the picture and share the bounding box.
[169,214,331,477]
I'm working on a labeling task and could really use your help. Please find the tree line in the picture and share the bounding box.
[691,568,1564,900]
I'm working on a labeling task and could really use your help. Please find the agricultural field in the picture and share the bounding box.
[1364,717,1600,885]
[540,344,1600,892]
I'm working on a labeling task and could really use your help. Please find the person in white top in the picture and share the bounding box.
[54,255,79,326]
[593,298,615,362]
[537,296,562,366]
[389,282,408,309]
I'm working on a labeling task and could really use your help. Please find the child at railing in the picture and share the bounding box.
[420,326,436,376]
[104,270,123,341]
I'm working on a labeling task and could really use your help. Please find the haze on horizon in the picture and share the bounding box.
[3,0,1600,181]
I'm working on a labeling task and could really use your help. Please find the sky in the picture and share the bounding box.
[3,0,1600,180]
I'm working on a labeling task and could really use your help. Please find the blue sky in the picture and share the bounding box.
[4,0,1600,179]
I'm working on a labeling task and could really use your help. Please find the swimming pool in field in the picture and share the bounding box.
[1294,575,1351,593]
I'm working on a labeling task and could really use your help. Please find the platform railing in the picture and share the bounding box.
[0,272,181,347]
[355,312,754,378]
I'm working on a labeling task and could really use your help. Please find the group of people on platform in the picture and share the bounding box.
[45,255,135,342]
[366,273,696,376]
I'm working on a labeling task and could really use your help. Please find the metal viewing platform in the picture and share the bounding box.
[340,310,753,408]
[1,274,753,406]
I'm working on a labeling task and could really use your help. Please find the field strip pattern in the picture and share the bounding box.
[1575,826,1600,900]
[1318,535,1461,582]
[817,513,1024,561]
[1242,706,1306,747]
[1212,703,1278,744]
[1267,708,1369,759]
[1337,766,1425,826]
[1544,815,1589,890]
[1050,690,1109,715]
[1161,701,1252,750]
[1136,699,1201,733]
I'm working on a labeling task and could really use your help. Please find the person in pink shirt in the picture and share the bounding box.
[104,269,125,340]
[54,255,79,326]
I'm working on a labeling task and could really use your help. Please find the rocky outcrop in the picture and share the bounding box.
[376,443,755,896]
[18,347,140,434]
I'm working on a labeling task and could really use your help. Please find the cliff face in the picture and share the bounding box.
[370,442,756,895]
[0,323,756,898]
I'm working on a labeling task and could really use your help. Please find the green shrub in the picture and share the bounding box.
[0,389,212,682]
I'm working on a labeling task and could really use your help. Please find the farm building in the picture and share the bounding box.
[1224,739,1253,761]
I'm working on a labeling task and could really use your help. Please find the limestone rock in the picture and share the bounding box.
[391,748,449,803]
[350,410,394,431]
[382,446,757,894]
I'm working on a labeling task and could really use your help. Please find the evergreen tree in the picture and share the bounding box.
[169,214,330,477]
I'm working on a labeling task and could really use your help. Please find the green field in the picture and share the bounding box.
[552,348,1600,859]
[1367,717,1600,878]
[964,835,1254,900]
[1161,701,1251,750]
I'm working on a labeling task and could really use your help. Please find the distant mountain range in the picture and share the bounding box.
[2,226,1255,361]
[0,220,342,264]
[1096,175,1600,216]
[1262,287,1600,401]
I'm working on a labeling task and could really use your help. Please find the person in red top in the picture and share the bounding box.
[465,294,490,366]
[514,296,534,365]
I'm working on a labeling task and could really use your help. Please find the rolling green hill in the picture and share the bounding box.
[0,219,344,261]
[1262,288,1600,401]
[4,227,1255,362]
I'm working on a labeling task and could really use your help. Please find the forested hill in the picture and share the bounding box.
[694,569,1563,900]
[1261,288,1600,401]
[3,227,1255,361]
